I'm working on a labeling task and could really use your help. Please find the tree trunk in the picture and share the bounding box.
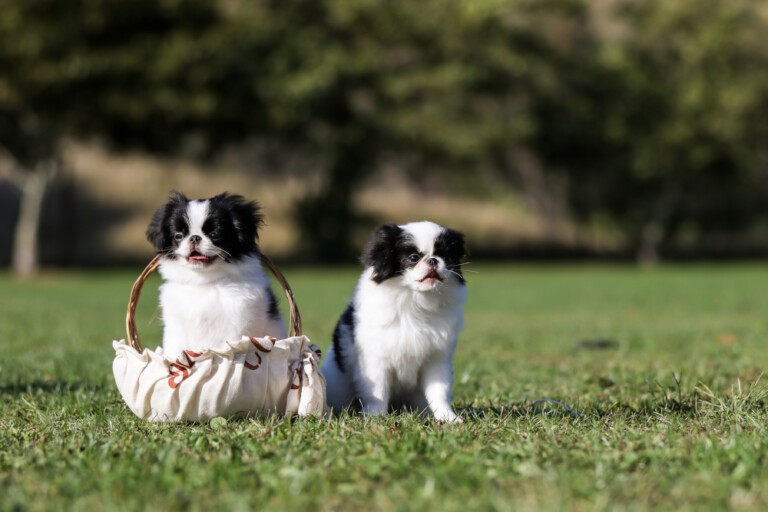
[636,190,680,268]
[294,129,374,263]
[508,148,569,240]
[637,219,664,268]
[11,161,56,278]
[294,159,366,263]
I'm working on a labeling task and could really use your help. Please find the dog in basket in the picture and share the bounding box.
[323,221,467,423]
[146,191,287,360]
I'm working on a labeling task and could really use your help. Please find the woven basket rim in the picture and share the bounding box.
[125,253,302,352]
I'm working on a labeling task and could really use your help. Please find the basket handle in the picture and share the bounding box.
[125,253,303,352]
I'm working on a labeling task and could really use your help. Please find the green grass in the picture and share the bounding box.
[2,264,768,511]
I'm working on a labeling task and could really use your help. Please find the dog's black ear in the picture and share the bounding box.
[435,227,467,283]
[211,192,264,250]
[146,191,188,252]
[362,224,404,283]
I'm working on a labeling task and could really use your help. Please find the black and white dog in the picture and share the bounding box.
[322,221,467,423]
[146,191,286,359]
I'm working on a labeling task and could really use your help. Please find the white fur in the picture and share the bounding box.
[323,221,466,423]
[156,200,286,360]
[186,200,209,235]
[402,221,444,254]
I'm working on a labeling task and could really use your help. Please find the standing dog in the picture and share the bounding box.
[323,221,467,422]
[146,191,286,359]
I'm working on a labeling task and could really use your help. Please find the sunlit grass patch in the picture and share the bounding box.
[2,264,768,511]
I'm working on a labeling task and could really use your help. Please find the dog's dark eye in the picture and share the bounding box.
[208,230,219,239]
[174,232,184,242]
[407,254,420,263]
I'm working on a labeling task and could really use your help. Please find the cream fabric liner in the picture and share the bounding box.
[113,335,327,422]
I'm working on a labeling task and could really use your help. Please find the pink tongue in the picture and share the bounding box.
[189,254,209,262]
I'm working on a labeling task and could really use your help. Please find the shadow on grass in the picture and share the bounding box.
[458,401,584,421]
[458,395,701,421]
[458,399,583,420]
[0,379,108,396]
[0,382,727,424]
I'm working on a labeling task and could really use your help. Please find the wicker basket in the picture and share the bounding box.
[112,254,327,422]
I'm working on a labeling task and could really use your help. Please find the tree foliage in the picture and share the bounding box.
[220,0,541,260]
[2,0,768,266]
[525,0,768,261]
[0,0,240,274]
[0,0,235,162]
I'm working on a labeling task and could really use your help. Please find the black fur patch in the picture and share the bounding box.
[434,228,468,284]
[332,303,356,373]
[266,287,280,320]
[146,191,190,258]
[361,224,421,283]
[204,192,264,261]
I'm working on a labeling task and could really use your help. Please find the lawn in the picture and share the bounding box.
[1,264,767,511]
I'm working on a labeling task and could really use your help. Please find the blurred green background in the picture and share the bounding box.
[2,0,768,275]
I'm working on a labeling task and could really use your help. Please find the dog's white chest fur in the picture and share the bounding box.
[157,257,286,359]
[355,278,465,389]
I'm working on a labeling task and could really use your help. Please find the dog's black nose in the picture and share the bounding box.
[189,235,202,244]
[427,257,438,267]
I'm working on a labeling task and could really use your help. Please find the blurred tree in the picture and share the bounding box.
[239,0,768,262]
[526,0,768,263]
[1,0,538,266]
[0,0,238,275]
[3,0,767,268]
[227,0,537,261]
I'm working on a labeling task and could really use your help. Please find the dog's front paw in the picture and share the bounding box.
[434,410,463,424]
[362,402,388,417]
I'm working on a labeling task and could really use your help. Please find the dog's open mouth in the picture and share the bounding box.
[187,251,216,265]
[419,270,443,282]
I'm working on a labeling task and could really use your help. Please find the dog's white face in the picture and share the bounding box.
[172,200,221,269]
[146,191,264,273]
[362,221,467,292]
[399,222,462,292]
